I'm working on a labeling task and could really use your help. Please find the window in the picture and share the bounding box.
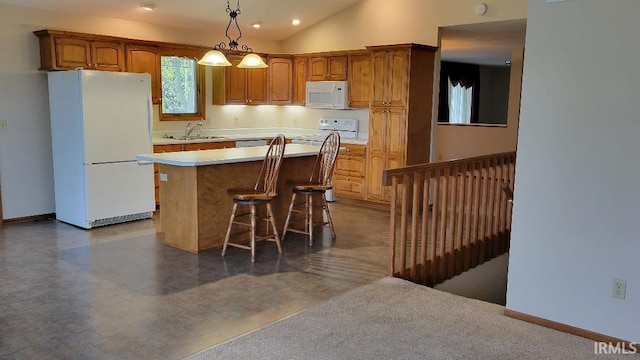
[448,79,473,124]
[437,61,480,124]
[159,49,206,121]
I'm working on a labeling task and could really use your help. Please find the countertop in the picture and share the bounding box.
[152,129,368,146]
[137,143,320,167]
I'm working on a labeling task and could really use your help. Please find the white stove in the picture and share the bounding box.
[318,118,359,139]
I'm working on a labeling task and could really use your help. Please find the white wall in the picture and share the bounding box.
[507,0,640,342]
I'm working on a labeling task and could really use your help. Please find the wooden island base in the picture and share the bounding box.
[158,155,317,253]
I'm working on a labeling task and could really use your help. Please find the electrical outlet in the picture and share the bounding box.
[612,278,627,300]
[0,120,7,130]
[293,117,298,126]
[234,117,239,126]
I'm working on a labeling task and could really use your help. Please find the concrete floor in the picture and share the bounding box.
[0,203,390,359]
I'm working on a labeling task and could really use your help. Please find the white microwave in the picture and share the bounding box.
[305,81,349,109]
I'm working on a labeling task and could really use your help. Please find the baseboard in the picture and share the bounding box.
[3,213,55,224]
[335,197,389,211]
[504,309,634,348]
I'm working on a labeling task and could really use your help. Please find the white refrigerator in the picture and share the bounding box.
[48,70,155,229]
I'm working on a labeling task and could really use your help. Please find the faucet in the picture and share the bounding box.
[185,121,204,138]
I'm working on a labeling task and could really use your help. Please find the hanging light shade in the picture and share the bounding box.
[237,53,268,68]
[198,50,232,66]
[198,0,268,69]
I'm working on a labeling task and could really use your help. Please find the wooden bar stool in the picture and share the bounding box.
[221,134,286,262]
[282,131,340,246]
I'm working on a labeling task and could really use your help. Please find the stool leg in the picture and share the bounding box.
[323,193,336,239]
[250,205,257,263]
[308,194,314,246]
[266,202,282,253]
[222,203,238,256]
[282,192,296,240]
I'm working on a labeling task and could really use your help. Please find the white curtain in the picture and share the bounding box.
[448,78,473,124]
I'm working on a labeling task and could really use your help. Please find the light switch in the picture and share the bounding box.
[160,173,168,182]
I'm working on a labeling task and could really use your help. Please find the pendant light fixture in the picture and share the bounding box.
[198,0,268,68]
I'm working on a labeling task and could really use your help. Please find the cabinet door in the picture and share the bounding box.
[327,56,348,80]
[269,57,293,105]
[247,66,268,104]
[386,107,407,161]
[387,49,409,107]
[366,108,387,202]
[308,57,328,81]
[54,37,91,69]
[348,54,372,108]
[90,41,125,72]
[126,45,160,103]
[370,51,388,106]
[293,57,308,105]
[226,57,247,104]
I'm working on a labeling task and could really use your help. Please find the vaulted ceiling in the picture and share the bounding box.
[0,0,526,65]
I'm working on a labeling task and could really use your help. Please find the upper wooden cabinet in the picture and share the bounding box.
[213,55,268,105]
[308,55,347,81]
[125,44,160,104]
[293,56,308,105]
[268,56,293,105]
[348,53,372,108]
[365,44,437,203]
[34,30,125,72]
[371,49,409,107]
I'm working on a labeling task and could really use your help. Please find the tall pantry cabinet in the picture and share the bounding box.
[365,44,437,203]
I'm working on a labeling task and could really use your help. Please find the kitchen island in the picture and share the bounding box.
[136,144,319,253]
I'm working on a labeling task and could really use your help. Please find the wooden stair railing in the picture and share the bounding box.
[383,152,516,286]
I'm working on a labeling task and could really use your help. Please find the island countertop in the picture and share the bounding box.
[137,143,320,167]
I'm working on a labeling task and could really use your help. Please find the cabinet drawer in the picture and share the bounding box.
[336,144,366,177]
[334,174,365,198]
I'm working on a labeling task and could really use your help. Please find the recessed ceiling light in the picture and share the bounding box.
[291,19,301,26]
[140,2,157,11]
[252,22,262,29]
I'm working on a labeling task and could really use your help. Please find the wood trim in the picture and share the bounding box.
[3,213,55,225]
[335,196,389,211]
[504,309,634,348]
[34,29,211,54]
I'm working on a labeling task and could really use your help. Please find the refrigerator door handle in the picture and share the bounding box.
[147,91,153,142]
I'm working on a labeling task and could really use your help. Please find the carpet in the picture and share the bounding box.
[184,277,629,360]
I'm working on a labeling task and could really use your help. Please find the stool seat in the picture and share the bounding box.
[228,188,277,203]
[293,182,331,193]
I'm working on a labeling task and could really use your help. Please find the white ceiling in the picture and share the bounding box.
[0,0,361,41]
[440,19,527,66]
[0,0,526,64]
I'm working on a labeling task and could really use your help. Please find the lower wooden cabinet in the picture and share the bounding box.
[334,144,366,199]
[152,141,236,205]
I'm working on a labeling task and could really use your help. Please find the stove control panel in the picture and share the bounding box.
[318,118,359,132]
